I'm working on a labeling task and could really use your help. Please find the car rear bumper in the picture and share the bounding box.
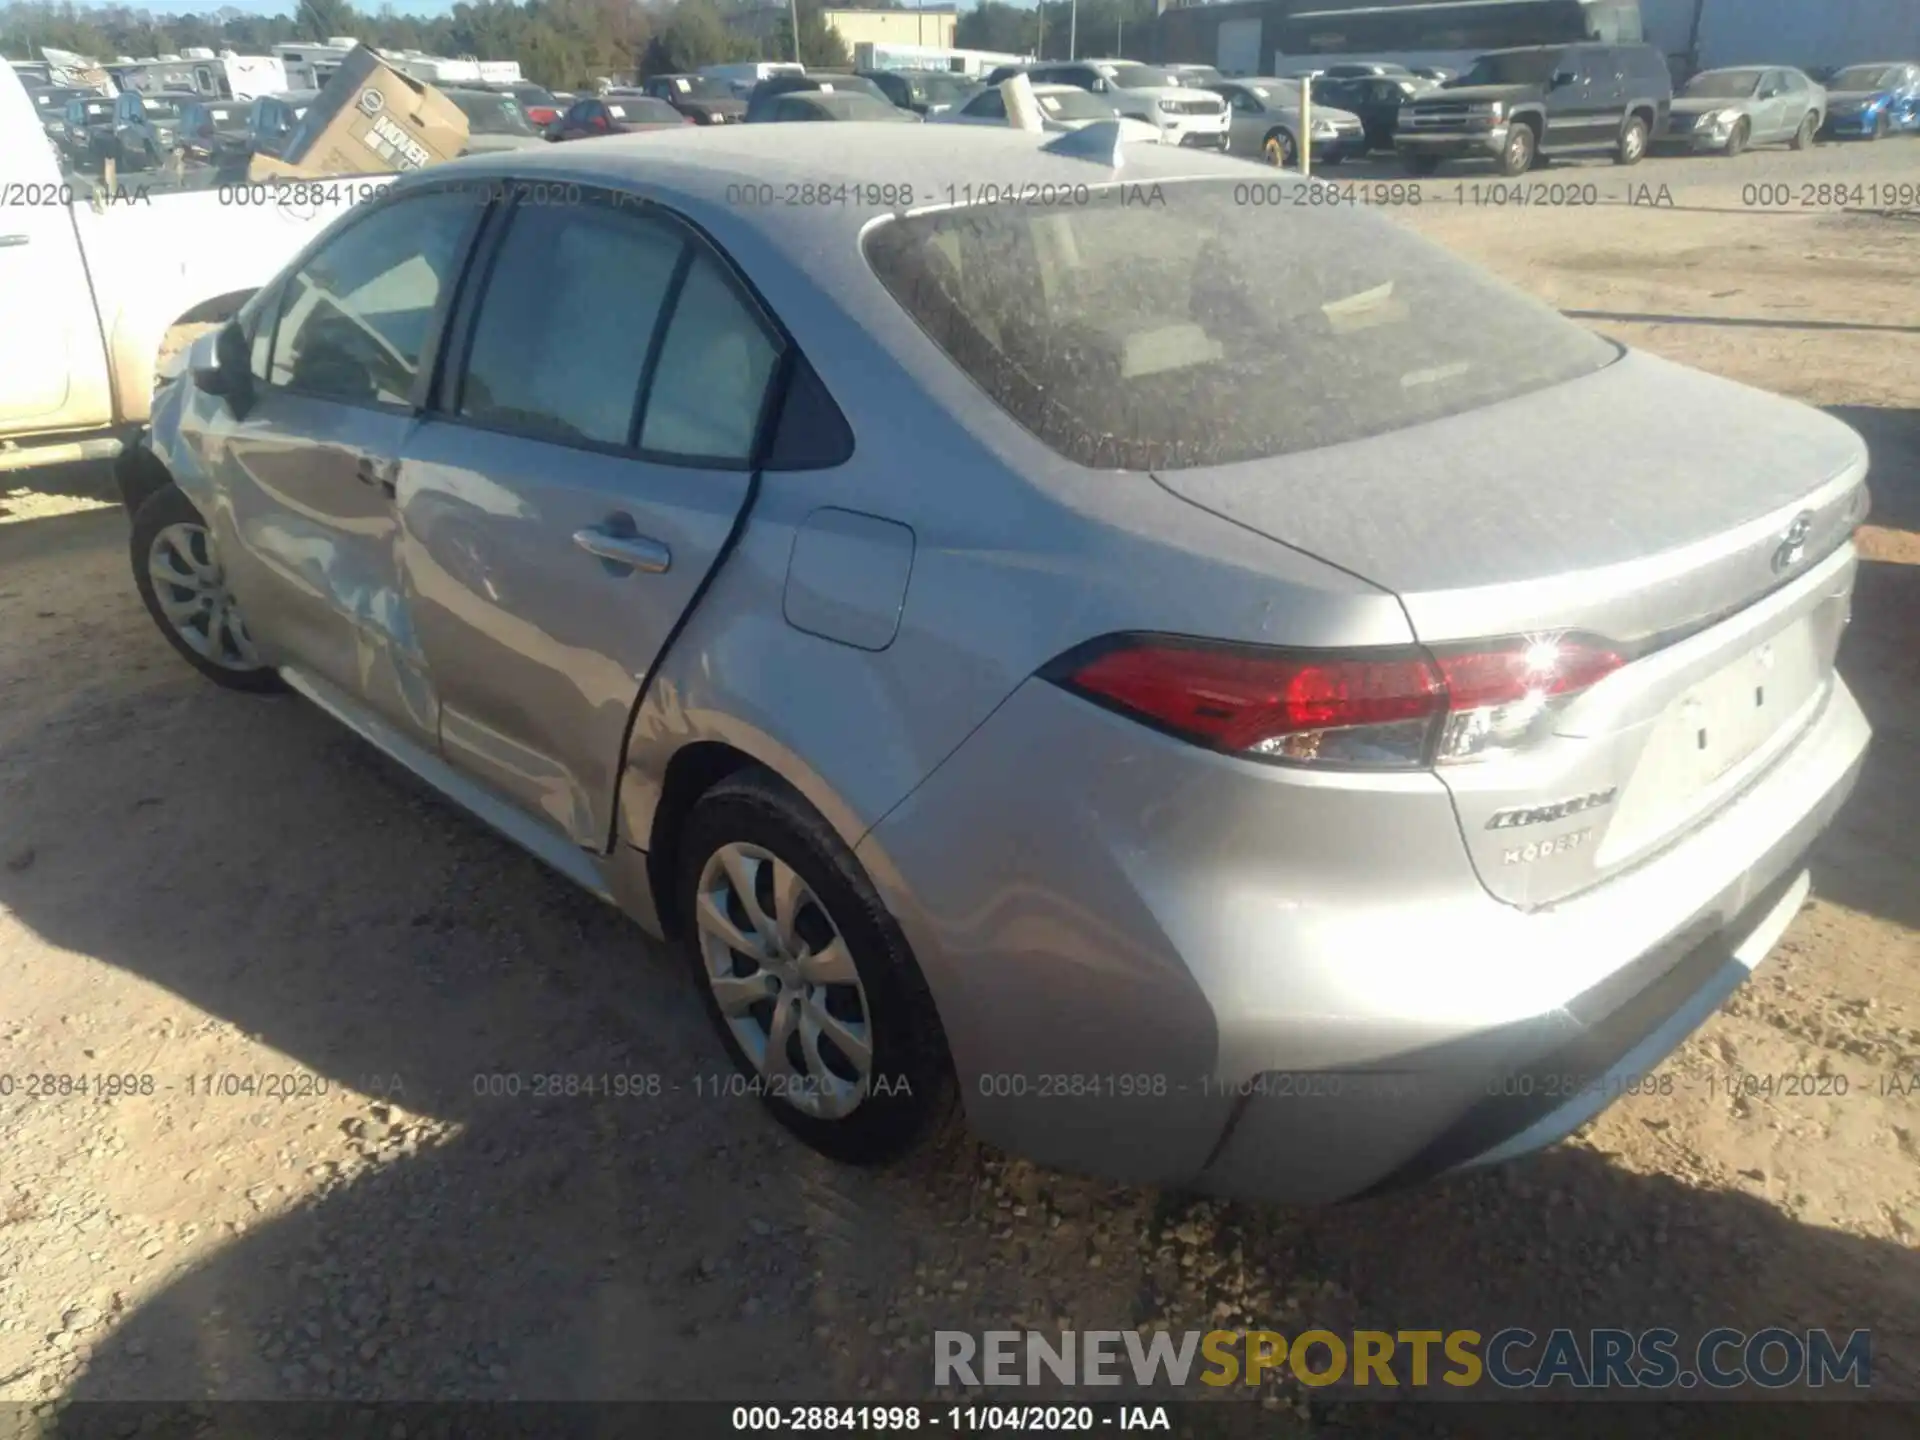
[859,665,1870,1204]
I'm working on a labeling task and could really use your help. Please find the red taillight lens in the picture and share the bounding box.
[527,106,557,125]
[1045,633,1625,769]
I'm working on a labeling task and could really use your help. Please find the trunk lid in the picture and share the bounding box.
[1152,350,1869,906]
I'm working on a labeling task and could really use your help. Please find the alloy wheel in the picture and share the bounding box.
[147,521,260,671]
[695,842,874,1120]
[1265,131,1296,167]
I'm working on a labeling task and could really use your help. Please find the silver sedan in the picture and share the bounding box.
[1664,66,1827,154]
[128,125,1872,1202]
[1207,76,1367,164]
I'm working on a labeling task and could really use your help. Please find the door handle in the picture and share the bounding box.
[354,456,397,497]
[0,235,29,249]
[574,526,671,573]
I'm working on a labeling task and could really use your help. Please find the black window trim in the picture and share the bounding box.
[426,180,799,473]
[257,181,495,419]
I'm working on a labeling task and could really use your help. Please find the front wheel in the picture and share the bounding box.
[678,769,955,1164]
[1723,117,1749,157]
[1790,111,1817,150]
[1616,114,1650,164]
[130,485,284,692]
[1497,121,1537,176]
[1263,129,1298,167]
[1871,111,1890,141]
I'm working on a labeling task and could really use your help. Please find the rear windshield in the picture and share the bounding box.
[449,91,534,134]
[142,98,185,120]
[863,180,1617,471]
[1038,90,1112,121]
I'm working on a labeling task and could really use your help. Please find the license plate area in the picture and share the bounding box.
[1601,615,1825,861]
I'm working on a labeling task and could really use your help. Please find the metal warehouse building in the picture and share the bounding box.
[1151,0,1919,75]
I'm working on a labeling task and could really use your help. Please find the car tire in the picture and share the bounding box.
[1871,111,1889,141]
[677,767,956,1165]
[1497,119,1537,176]
[1615,113,1650,165]
[1404,153,1442,176]
[1790,112,1817,150]
[1723,117,1749,157]
[130,484,284,694]
[1263,129,1297,167]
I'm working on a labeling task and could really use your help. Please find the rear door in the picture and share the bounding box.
[1753,69,1789,141]
[207,186,485,745]
[395,187,784,848]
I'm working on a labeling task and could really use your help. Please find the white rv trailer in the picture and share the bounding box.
[852,42,1032,77]
[108,52,288,100]
[272,39,359,92]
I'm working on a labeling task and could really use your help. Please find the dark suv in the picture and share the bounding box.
[1394,43,1671,176]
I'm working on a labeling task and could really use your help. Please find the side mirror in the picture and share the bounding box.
[192,320,255,417]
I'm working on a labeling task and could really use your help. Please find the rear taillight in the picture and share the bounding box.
[1043,633,1623,770]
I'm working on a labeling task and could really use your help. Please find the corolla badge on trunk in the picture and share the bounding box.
[1772,511,1816,574]
[1485,788,1618,830]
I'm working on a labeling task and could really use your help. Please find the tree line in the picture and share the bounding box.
[1,0,1161,92]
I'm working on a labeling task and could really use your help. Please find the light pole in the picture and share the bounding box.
[790,0,801,64]
[1069,0,1077,61]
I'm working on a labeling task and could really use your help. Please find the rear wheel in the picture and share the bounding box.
[1262,128,1298,167]
[1790,111,1817,150]
[1497,120,1537,176]
[130,485,283,693]
[1615,113,1650,164]
[678,769,954,1164]
[1723,117,1749,157]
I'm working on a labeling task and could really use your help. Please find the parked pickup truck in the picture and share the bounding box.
[0,63,381,478]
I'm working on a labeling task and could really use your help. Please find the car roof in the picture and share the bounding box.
[393,122,1252,256]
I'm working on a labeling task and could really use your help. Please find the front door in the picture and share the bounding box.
[398,188,784,848]
[207,187,484,744]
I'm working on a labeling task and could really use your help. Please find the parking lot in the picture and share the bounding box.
[1,132,1916,1414]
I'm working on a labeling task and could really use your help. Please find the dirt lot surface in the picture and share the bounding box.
[1,144,1916,1422]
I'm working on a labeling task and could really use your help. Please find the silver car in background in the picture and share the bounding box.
[930,82,1162,142]
[1204,75,1367,164]
[127,126,1871,1203]
[1663,65,1826,154]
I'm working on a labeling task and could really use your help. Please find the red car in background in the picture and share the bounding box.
[546,93,688,141]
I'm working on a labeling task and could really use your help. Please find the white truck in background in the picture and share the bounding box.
[0,61,375,478]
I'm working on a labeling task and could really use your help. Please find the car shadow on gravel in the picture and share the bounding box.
[1,501,1913,1415]
[1815,405,1920,933]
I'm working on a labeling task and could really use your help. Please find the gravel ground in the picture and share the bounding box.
[0,142,1915,1420]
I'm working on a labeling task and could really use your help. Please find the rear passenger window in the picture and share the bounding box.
[268,190,477,407]
[639,254,781,464]
[458,194,684,448]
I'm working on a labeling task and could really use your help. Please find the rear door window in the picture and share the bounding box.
[456,192,685,448]
[863,180,1617,471]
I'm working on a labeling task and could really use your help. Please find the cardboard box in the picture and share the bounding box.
[249,45,469,182]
